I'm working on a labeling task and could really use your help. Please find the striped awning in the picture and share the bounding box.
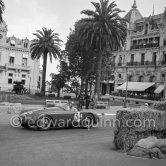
[154,85,164,94]
[116,82,155,91]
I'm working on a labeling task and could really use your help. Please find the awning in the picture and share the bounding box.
[154,85,164,94]
[116,82,155,91]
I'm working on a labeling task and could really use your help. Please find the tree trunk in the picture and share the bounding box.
[57,88,60,98]
[85,77,89,96]
[41,52,47,96]
[80,77,84,94]
[95,52,102,99]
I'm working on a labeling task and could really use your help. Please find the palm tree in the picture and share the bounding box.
[0,0,5,22]
[77,0,127,98]
[30,28,63,96]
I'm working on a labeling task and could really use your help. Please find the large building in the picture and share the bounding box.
[0,21,42,94]
[102,1,166,97]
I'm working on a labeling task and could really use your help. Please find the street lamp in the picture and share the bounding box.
[29,77,31,94]
[124,66,129,108]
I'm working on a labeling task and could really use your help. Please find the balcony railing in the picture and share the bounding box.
[127,61,158,66]
[0,63,5,71]
[131,43,159,50]
[6,63,30,70]
[117,63,123,66]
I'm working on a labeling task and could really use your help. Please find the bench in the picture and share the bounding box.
[96,101,108,109]
[46,100,68,107]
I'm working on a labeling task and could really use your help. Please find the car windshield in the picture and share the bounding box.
[46,106,67,112]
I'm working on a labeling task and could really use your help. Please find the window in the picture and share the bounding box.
[8,73,13,84]
[138,76,144,82]
[162,74,165,77]
[22,74,26,78]
[118,74,121,78]
[145,24,148,34]
[8,73,13,77]
[153,52,157,65]
[141,53,145,65]
[150,76,155,82]
[131,54,134,64]
[22,58,27,66]
[8,79,12,84]
[119,55,122,65]
[24,43,28,48]
[163,51,166,63]
[164,39,166,46]
[22,80,25,85]
[9,56,14,64]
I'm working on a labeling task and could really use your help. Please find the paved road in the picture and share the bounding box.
[0,111,165,166]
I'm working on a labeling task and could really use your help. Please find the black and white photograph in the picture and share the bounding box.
[0,0,166,165]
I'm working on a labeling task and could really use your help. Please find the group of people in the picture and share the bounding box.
[78,92,98,109]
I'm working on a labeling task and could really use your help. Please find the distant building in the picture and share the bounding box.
[101,0,166,97]
[0,21,42,94]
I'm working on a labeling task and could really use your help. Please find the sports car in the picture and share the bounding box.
[19,106,100,131]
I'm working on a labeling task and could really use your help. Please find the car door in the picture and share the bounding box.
[46,107,75,128]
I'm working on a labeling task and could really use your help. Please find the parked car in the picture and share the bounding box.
[19,105,100,131]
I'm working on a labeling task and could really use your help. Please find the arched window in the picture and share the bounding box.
[149,76,155,82]
[138,75,144,82]
[128,75,133,81]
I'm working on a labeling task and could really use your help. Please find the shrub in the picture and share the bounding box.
[114,108,166,151]
[152,101,166,112]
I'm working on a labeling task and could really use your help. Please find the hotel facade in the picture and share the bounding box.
[0,21,42,94]
[101,1,166,97]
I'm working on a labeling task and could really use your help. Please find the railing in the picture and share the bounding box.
[127,61,158,66]
[131,43,159,50]
[0,63,5,70]
[117,63,123,66]
[6,63,30,70]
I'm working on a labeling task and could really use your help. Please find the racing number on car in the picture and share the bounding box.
[74,112,82,122]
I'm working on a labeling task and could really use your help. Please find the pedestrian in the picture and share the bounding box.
[85,93,90,109]
[78,93,84,109]
[92,93,98,109]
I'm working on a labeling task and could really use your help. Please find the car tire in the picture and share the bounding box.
[82,114,94,129]
[36,116,52,131]
[21,123,30,129]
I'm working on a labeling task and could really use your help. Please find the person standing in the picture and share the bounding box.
[85,93,90,109]
[78,93,84,109]
[93,93,98,109]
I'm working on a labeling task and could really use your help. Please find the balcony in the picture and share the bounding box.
[127,61,158,67]
[117,63,123,67]
[131,43,159,50]
[21,65,31,71]
[6,63,30,71]
[0,63,5,71]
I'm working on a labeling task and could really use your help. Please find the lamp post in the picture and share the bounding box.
[124,66,128,108]
[164,73,166,101]
[29,77,31,94]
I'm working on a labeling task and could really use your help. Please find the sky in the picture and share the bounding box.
[3,0,166,81]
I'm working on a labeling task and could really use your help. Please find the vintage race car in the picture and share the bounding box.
[19,106,100,131]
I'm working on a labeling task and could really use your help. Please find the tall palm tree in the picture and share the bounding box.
[31,28,63,96]
[0,0,5,22]
[77,0,127,98]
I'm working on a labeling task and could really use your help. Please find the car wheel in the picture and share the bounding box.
[36,116,51,131]
[21,123,30,129]
[82,114,94,129]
